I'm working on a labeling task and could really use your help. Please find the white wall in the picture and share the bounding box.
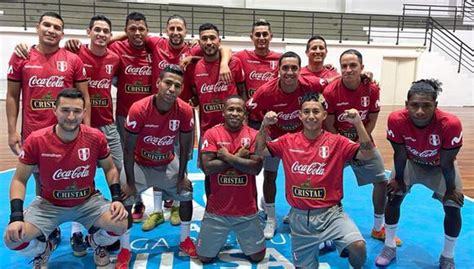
[0,27,472,106]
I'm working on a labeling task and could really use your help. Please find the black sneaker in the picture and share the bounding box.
[70,232,88,257]
[48,227,61,250]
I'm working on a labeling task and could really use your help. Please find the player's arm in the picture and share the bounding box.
[14,43,30,59]
[123,131,139,196]
[218,46,233,83]
[109,32,127,45]
[74,81,91,125]
[255,111,277,157]
[440,148,463,206]
[345,109,376,160]
[201,152,232,175]
[64,38,82,53]
[324,114,338,134]
[237,82,248,101]
[6,81,22,155]
[365,112,379,136]
[217,147,263,175]
[99,155,127,220]
[99,155,120,187]
[177,130,194,193]
[388,141,408,195]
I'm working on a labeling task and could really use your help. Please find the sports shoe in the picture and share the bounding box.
[319,240,336,255]
[264,218,276,239]
[170,206,181,226]
[179,237,197,258]
[164,200,173,209]
[48,227,61,251]
[70,232,88,257]
[31,241,53,269]
[375,246,396,267]
[439,255,455,269]
[115,248,132,269]
[142,212,165,231]
[132,202,146,223]
[86,234,111,267]
[371,227,403,247]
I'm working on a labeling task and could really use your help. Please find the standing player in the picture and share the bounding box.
[121,65,197,260]
[375,79,464,268]
[246,51,327,239]
[323,49,401,246]
[301,35,340,80]
[4,88,128,268]
[255,93,374,269]
[234,19,281,100]
[198,95,265,263]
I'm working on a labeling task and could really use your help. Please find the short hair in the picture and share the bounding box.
[55,88,85,108]
[39,12,64,29]
[252,19,272,32]
[126,12,148,28]
[199,23,219,35]
[167,14,187,27]
[306,35,327,52]
[339,49,363,64]
[300,92,327,110]
[279,51,301,67]
[89,14,112,31]
[159,64,184,79]
[224,95,246,112]
[407,79,443,101]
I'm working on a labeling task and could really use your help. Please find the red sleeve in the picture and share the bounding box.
[231,57,244,83]
[145,36,166,49]
[338,135,360,162]
[369,84,381,113]
[179,102,195,132]
[72,54,87,82]
[246,91,265,122]
[7,53,24,81]
[248,130,257,154]
[442,116,463,149]
[190,45,202,56]
[386,112,404,144]
[125,101,145,134]
[304,75,327,93]
[323,86,336,114]
[201,128,217,153]
[266,135,286,158]
[97,131,111,160]
[19,135,38,165]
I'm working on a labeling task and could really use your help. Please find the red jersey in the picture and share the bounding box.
[191,56,245,134]
[387,109,463,166]
[267,131,359,209]
[300,66,340,80]
[201,124,258,216]
[247,76,327,139]
[109,40,153,117]
[19,125,110,207]
[234,49,281,99]
[78,46,120,127]
[324,79,380,141]
[7,47,87,139]
[125,96,194,166]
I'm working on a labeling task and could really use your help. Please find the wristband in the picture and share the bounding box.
[9,199,24,223]
[109,183,122,202]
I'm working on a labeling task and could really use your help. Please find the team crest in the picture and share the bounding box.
[241,137,251,148]
[361,96,370,107]
[105,64,114,75]
[57,61,68,72]
[169,120,180,131]
[429,134,441,146]
[78,148,90,161]
[270,60,278,70]
[319,146,329,159]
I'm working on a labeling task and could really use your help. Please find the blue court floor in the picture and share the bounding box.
[0,150,472,268]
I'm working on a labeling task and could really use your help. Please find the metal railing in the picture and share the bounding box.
[0,0,472,73]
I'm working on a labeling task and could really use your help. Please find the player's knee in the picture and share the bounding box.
[198,255,215,264]
[347,240,366,268]
[374,180,387,189]
[248,248,266,262]
[386,194,404,208]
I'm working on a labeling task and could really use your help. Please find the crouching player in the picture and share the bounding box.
[4,88,128,268]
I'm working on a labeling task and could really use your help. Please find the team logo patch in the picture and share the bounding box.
[241,137,251,148]
[429,134,441,146]
[57,61,68,72]
[169,120,180,131]
[201,139,209,150]
[105,64,114,75]
[78,148,90,161]
[361,96,370,107]
[319,146,329,159]
[270,60,278,70]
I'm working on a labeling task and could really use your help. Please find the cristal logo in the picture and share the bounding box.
[291,161,326,175]
[200,81,228,93]
[158,60,170,70]
[124,65,152,76]
[277,110,299,121]
[249,71,274,81]
[28,75,64,88]
[337,110,368,122]
[88,78,111,89]
[144,135,175,146]
[52,165,90,180]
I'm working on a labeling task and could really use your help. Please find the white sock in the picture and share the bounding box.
[180,221,191,242]
[442,234,457,258]
[120,229,131,250]
[92,229,121,247]
[17,239,45,257]
[71,222,82,236]
[374,214,384,231]
[384,223,398,248]
[265,203,276,220]
[153,191,163,213]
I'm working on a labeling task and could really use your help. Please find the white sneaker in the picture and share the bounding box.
[264,218,276,239]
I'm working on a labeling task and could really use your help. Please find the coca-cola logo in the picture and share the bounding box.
[52,165,90,180]
[124,65,152,76]
[291,161,326,175]
[143,135,176,146]
[406,146,438,158]
[28,75,64,88]
[200,81,228,93]
[88,78,111,89]
[249,70,274,81]
[337,110,368,122]
[277,110,300,121]
[158,60,170,70]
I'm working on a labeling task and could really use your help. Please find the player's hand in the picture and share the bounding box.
[361,71,375,84]
[186,39,199,48]
[8,132,22,156]
[443,189,464,207]
[326,74,341,84]
[179,56,193,71]
[387,179,407,196]
[5,221,26,244]
[109,201,128,221]
[262,111,278,127]
[64,39,82,53]
[14,43,30,59]
[342,109,362,125]
[217,145,230,160]
[323,63,337,72]
[177,176,193,194]
[235,146,250,159]
[121,183,137,200]
[219,63,232,83]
